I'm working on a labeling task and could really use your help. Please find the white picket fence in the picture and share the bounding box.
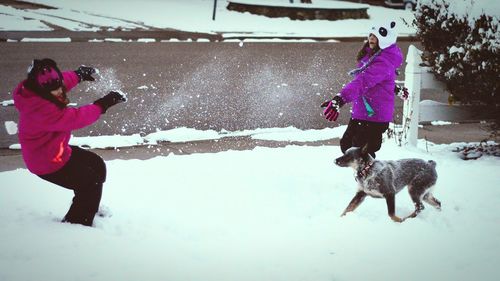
[402,45,447,146]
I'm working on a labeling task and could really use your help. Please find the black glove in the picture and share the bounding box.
[394,85,409,100]
[320,95,345,108]
[75,66,97,82]
[93,91,127,113]
[320,95,345,122]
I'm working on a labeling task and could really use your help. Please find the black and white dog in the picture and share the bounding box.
[335,145,441,222]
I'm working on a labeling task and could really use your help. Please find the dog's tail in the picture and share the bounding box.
[428,160,436,168]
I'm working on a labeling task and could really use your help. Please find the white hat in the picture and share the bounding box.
[369,20,398,49]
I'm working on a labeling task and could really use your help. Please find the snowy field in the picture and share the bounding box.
[1,138,500,281]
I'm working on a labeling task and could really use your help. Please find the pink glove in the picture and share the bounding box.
[321,96,344,122]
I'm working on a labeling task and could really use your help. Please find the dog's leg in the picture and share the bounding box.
[423,192,441,210]
[341,191,367,217]
[384,194,403,222]
[405,186,426,220]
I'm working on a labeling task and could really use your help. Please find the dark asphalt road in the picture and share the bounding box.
[0,41,418,148]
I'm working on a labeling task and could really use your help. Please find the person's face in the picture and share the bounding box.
[50,87,63,99]
[368,34,378,49]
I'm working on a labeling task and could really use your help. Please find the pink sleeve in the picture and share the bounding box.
[62,71,80,92]
[34,103,102,132]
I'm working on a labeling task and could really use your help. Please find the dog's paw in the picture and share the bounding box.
[341,210,351,217]
[390,215,404,223]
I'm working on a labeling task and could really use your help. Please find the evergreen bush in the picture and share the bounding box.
[414,0,499,135]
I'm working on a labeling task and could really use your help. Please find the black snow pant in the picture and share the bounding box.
[39,146,106,226]
[340,118,389,158]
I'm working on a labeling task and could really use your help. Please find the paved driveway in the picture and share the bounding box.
[0,41,418,148]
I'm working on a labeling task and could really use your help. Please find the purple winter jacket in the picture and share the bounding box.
[340,44,403,122]
[13,71,102,175]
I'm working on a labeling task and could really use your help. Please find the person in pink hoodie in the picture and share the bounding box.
[13,58,126,226]
[321,20,403,158]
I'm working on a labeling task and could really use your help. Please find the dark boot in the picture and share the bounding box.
[61,182,102,227]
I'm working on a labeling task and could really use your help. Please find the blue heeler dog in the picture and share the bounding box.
[335,145,441,222]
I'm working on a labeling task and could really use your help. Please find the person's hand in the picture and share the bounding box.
[320,95,344,122]
[93,91,127,113]
[395,85,409,100]
[75,66,97,82]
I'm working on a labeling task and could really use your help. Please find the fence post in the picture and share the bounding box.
[212,0,218,20]
[403,45,423,146]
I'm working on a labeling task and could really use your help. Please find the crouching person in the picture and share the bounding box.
[13,58,126,226]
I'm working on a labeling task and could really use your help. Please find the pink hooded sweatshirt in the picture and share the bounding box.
[13,71,102,175]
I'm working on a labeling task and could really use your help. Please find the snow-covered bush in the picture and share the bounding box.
[414,0,499,134]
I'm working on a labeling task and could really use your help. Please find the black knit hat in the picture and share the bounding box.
[26,58,63,93]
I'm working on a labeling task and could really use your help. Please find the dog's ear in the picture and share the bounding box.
[361,144,369,156]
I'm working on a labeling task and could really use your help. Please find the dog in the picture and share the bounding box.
[335,145,441,222]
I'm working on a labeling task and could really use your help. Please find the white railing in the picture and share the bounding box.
[402,45,446,146]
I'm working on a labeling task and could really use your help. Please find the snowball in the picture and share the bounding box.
[4,121,18,135]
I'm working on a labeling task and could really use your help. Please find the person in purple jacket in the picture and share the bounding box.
[13,58,126,226]
[321,20,403,158]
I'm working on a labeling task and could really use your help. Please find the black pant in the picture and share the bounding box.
[39,146,106,226]
[340,118,389,158]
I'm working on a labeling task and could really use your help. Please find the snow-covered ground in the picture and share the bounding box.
[0,0,417,38]
[66,126,347,149]
[1,138,500,281]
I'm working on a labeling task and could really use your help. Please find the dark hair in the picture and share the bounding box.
[356,41,381,62]
[26,59,63,91]
[24,58,68,109]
